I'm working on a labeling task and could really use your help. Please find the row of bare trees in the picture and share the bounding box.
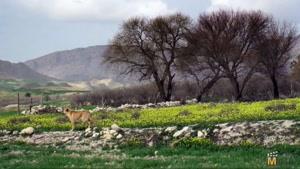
[104,10,298,102]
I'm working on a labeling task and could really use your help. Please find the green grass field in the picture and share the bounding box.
[0,143,299,169]
[1,98,300,168]
[0,98,300,131]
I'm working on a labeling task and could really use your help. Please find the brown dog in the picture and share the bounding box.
[63,108,92,131]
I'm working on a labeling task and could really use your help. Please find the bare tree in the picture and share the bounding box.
[292,55,300,82]
[178,44,223,102]
[257,21,298,98]
[186,10,270,101]
[104,13,191,101]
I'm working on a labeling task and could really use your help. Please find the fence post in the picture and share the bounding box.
[17,92,20,114]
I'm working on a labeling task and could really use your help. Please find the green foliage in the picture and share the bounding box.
[0,98,300,131]
[122,138,144,148]
[177,110,192,116]
[131,111,141,120]
[1,143,299,169]
[174,138,213,148]
[265,103,297,112]
[24,92,31,98]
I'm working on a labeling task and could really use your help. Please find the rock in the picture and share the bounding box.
[85,127,92,133]
[84,131,93,138]
[102,133,113,141]
[197,130,207,138]
[3,130,12,135]
[147,134,160,147]
[62,137,71,143]
[164,126,177,133]
[12,131,19,136]
[92,132,100,139]
[109,130,118,136]
[173,126,192,138]
[20,127,34,136]
[116,134,123,139]
[111,124,120,131]
[93,127,98,132]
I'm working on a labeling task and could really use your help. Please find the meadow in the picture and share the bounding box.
[0,98,300,131]
[0,142,299,169]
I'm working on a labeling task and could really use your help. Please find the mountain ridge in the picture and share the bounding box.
[24,45,126,82]
[0,59,55,82]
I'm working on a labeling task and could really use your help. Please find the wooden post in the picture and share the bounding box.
[41,94,43,105]
[30,97,33,113]
[17,92,20,114]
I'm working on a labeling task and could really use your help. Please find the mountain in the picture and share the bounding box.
[0,59,54,82]
[25,45,125,82]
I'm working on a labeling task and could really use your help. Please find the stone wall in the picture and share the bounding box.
[0,120,299,150]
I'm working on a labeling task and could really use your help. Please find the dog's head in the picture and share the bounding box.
[63,108,70,114]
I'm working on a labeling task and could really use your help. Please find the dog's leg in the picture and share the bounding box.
[71,120,75,131]
[88,119,91,128]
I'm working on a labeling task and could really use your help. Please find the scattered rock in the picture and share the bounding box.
[0,120,299,148]
[116,134,123,139]
[92,132,100,139]
[85,127,92,133]
[173,126,192,138]
[197,130,207,138]
[165,126,177,133]
[111,124,120,131]
[20,127,34,136]
[12,131,19,136]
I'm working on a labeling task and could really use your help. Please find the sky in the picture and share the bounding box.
[0,0,300,63]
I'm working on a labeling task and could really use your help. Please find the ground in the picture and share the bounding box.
[0,98,300,131]
[1,143,299,169]
[0,98,300,169]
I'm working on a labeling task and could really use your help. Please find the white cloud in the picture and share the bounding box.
[208,0,300,23]
[15,0,174,21]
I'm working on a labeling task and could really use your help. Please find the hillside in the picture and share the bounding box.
[0,60,54,82]
[25,45,126,82]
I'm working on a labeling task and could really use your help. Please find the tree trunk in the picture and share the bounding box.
[196,76,220,102]
[230,78,242,101]
[271,75,279,99]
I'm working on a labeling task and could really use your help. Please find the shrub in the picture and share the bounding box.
[98,111,110,120]
[178,110,191,117]
[56,116,68,124]
[131,111,141,120]
[173,138,213,148]
[218,107,239,117]
[265,103,297,112]
[9,117,30,124]
[122,138,144,148]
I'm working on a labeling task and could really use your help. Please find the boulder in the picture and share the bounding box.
[111,124,121,131]
[92,132,100,139]
[12,131,19,136]
[173,126,192,138]
[116,134,123,139]
[164,126,177,133]
[20,127,34,136]
[197,130,207,138]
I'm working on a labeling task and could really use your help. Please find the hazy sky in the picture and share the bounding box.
[0,0,300,62]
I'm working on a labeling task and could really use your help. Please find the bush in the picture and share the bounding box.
[178,110,191,117]
[173,138,213,148]
[9,117,31,124]
[131,111,141,120]
[265,103,297,112]
[218,107,239,117]
[122,138,144,148]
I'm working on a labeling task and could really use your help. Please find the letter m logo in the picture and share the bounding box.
[267,157,277,166]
